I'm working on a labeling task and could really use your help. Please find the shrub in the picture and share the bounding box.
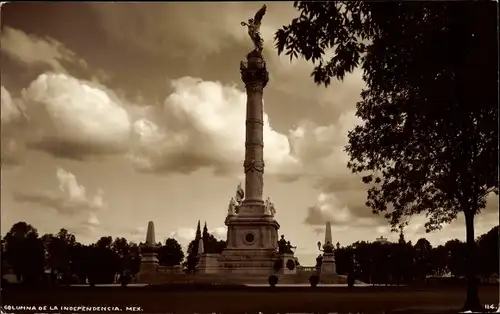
[273,259,283,272]
[309,275,319,287]
[347,273,355,288]
[286,259,296,270]
[268,275,278,287]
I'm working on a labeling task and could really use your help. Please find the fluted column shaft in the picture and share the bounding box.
[240,52,268,204]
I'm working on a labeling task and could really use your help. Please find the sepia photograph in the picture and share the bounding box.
[1,2,498,313]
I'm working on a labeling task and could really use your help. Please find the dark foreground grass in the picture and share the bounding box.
[2,284,498,313]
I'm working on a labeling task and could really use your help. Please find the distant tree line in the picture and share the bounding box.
[328,227,498,285]
[2,220,496,286]
[0,220,226,285]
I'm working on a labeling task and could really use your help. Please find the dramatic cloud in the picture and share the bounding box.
[6,72,304,177]
[21,73,132,159]
[108,224,227,247]
[0,139,25,167]
[129,76,300,176]
[1,86,27,126]
[169,227,196,244]
[1,86,28,167]
[306,184,498,244]
[1,27,85,73]
[170,225,227,247]
[13,167,105,216]
[305,192,383,228]
[288,110,361,176]
[91,3,296,57]
[69,213,101,237]
[292,109,381,231]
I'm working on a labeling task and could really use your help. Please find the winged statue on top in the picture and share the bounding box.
[241,4,267,52]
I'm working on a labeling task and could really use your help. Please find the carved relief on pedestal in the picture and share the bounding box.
[268,229,273,248]
[259,228,264,247]
[232,227,237,247]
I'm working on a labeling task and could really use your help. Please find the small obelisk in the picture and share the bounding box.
[320,221,337,281]
[197,238,204,255]
[138,221,159,283]
[324,221,333,249]
[146,221,156,246]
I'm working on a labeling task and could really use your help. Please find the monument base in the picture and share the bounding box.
[137,253,159,283]
[218,248,278,275]
[282,253,298,275]
[321,253,336,273]
[196,254,221,274]
[319,252,338,283]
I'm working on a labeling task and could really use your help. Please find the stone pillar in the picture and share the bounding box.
[146,221,156,245]
[240,50,269,207]
[137,221,159,283]
[320,221,338,283]
[323,221,334,251]
[321,221,335,271]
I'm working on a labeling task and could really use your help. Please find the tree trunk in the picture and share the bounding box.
[463,212,481,311]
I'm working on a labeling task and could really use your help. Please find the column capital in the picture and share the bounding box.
[240,53,269,89]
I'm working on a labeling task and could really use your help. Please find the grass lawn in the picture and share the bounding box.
[2,284,498,313]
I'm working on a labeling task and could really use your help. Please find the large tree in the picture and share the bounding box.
[158,238,184,267]
[183,220,202,272]
[87,236,120,284]
[429,244,448,277]
[477,225,499,279]
[42,228,77,283]
[275,2,498,310]
[413,238,433,282]
[444,239,468,278]
[3,222,45,284]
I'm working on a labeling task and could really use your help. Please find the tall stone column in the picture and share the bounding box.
[240,50,269,209]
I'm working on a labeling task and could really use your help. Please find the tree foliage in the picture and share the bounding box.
[157,238,184,267]
[3,222,45,284]
[1,222,497,289]
[276,2,497,310]
[332,228,498,286]
[477,226,499,278]
[183,221,227,272]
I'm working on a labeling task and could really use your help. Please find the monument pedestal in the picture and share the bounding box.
[219,248,278,275]
[137,222,160,284]
[137,252,159,283]
[196,253,220,274]
[319,252,338,283]
[320,252,336,273]
[282,253,298,275]
[318,221,339,283]
[221,213,280,275]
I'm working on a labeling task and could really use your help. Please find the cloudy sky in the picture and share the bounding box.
[1,2,498,266]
